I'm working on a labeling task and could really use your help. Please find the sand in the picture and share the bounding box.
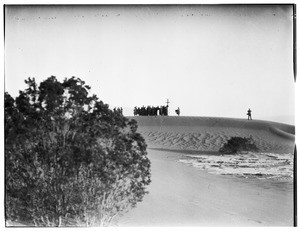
[116,116,295,226]
[132,116,294,154]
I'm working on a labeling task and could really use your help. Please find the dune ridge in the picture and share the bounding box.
[117,116,294,226]
[127,116,295,154]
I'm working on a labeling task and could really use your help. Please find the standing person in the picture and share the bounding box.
[165,99,170,116]
[247,108,252,120]
[175,107,180,116]
[159,106,162,116]
[162,106,167,116]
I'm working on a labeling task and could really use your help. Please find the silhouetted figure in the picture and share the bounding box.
[161,106,167,116]
[153,106,159,116]
[175,107,180,116]
[134,107,137,116]
[158,107,162,116]
[141,106,146,116]
[147,106,151,116]
[133,104,171,116]
[247,108,252,120]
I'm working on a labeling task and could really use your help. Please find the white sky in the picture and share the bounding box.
[4,5,295,124]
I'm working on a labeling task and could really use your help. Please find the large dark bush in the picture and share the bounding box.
[5,76,151,226]
[219,136,259,154]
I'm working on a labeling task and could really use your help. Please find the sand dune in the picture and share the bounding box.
[128,116,295,154]
[116,116,295,226]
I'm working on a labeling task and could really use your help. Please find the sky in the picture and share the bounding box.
[4,5,295,124]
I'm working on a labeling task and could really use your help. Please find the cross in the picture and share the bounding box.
[166,99,170,107]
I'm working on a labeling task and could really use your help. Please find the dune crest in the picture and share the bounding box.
[128,116,295,154]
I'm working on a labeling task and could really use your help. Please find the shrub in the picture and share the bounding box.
[5,76,151,226]
[219,136,259,154]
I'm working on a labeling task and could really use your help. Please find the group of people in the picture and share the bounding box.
[134,105,169,116]
[132,105,252,119]
[113,107,123,115]
[134,107,252,119]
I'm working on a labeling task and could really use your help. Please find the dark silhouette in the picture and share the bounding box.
[133,106,138,116]
[161,105,168,116]
[134,103,170,116]
[219,136,258,154]
[114,107,123,115]
[247,108,252,120]
[175,107,180,116]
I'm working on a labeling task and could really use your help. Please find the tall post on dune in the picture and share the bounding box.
[166,99,170,116]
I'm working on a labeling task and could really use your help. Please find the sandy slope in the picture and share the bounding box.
[128,116,295,154]
[116,116,295,226]
[116,149,294,226]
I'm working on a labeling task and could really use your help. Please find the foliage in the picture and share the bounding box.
[5,76,151,226]
[219,136,259,154]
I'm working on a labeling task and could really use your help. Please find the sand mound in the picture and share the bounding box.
[117,116,294,226]
[127,116,295,154]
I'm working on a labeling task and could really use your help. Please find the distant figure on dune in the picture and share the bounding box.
[175,107,180,116]
[247,108,252,120]
[133,100,170,116]
[114,107,123,115]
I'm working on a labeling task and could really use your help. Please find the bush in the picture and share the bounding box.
[219,136,259,154]
[5,76,151,226]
